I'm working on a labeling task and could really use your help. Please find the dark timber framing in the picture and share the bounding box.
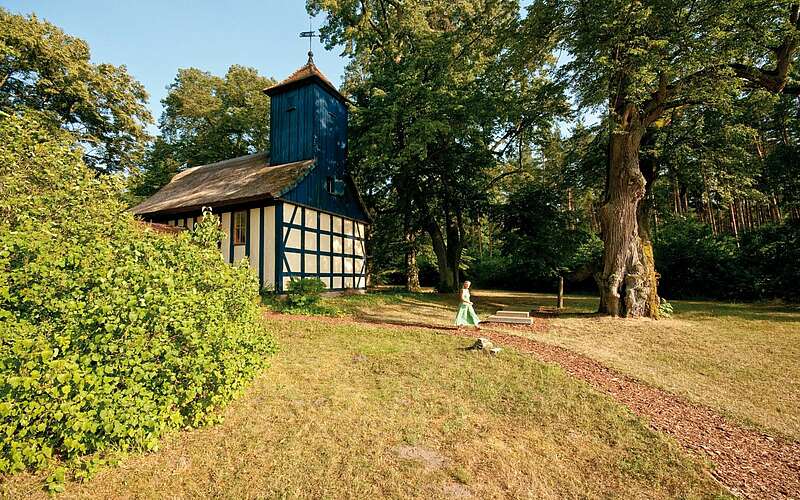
[259,206,265,287]
[279,201,366,292]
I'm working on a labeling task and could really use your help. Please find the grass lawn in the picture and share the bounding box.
[3,317,726,498]
[330,288,800,441]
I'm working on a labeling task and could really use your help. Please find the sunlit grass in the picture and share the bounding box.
[331,288,800,440]
[2,318,727,498]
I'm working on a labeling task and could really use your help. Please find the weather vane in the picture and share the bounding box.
[299,17,318,63]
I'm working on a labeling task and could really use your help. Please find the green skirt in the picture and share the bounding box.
[454,303,480,326]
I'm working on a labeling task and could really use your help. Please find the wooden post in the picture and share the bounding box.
[557,276,564,310]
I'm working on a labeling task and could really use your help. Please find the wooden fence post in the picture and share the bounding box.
[557,276,564,310]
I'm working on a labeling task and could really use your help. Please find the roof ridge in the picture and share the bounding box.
[263,60,345,103]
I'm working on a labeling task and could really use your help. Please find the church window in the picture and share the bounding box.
[233,211,247,245]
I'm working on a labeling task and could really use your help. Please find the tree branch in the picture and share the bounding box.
[485,168,523,190]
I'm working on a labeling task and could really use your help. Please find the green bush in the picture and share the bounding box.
[658,298,674,318]
[654,216,745,299]
[0,112,276,477]
[286,277,326,308]
[465,255,516,290]
[738,220,800,301]
[495,181,602,291]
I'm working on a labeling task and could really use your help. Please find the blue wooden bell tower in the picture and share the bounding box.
[264,52,356,212]
[134,51,370,293]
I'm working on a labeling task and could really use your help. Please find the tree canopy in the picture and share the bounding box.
[130,65,275,198]
[0,8,152,173]
[311,0,567,291]
[527,0,800,316]
[310,0,799,307]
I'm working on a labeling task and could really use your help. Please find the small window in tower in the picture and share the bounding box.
[326,176,345,196]
[233,211,247,245]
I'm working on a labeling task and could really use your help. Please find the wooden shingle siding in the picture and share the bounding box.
[270,86,316,165]
[267,76,368,223]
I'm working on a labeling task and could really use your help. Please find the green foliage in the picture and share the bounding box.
[654,217,800,301]
[0,8,152,173]
[500,181,602,286]
[160,65,274,168]
[654,217,743,299]
[738,220,800,301]
[129,65,276,199]
[312,0,567,292]
[0,113,275,477]
[658,298,674,319]
[286,278,326,308]
[261,279,342,317]
[465,255,515,290]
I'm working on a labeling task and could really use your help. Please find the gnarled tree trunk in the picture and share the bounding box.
[597,120,657,318]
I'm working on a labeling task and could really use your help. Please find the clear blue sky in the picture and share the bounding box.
[1,1,347,130]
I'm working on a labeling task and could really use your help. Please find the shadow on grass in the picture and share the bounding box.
[345,288,800,324]
[672,300,800,322]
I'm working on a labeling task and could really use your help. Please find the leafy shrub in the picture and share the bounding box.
[261,278,343,316]
[465,255,516,290]
[658,298,674,318]
[495,182,602,291]
[654,216,745,299]
[286,277,326,307]
[738,220,800,301]
[0,112,276,477]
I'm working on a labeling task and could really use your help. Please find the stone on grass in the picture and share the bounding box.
[467,338,494,352]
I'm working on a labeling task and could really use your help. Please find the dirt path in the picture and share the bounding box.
[267,312,800,499]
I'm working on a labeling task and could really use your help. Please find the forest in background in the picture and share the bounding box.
[308,0,800,306]
[3,2,798,310]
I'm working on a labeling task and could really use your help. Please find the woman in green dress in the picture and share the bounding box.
[454,281,481,329]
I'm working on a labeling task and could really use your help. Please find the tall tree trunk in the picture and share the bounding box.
[425,216,459,293]
[636,134,661,318]
[771,193,782,222]
[477,217,483,257]
[673,177,680,215]
[404,231,420,292]
[398,168,420,292]
[730,201,740,244]
[597,121,656,318]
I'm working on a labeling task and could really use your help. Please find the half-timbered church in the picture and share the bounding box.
[133,53,370,293]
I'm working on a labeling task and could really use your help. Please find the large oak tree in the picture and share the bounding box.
[533,0,799,316]
[311,0,566,291]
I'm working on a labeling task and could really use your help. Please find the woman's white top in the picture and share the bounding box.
[461,289,470,303]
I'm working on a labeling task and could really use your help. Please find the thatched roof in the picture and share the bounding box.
[264,55,347,104]
[132,153,315,217]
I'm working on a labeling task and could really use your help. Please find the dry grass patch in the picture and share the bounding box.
[333,289,800,441]
[543,301,800,441]
[3,317,726,498]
